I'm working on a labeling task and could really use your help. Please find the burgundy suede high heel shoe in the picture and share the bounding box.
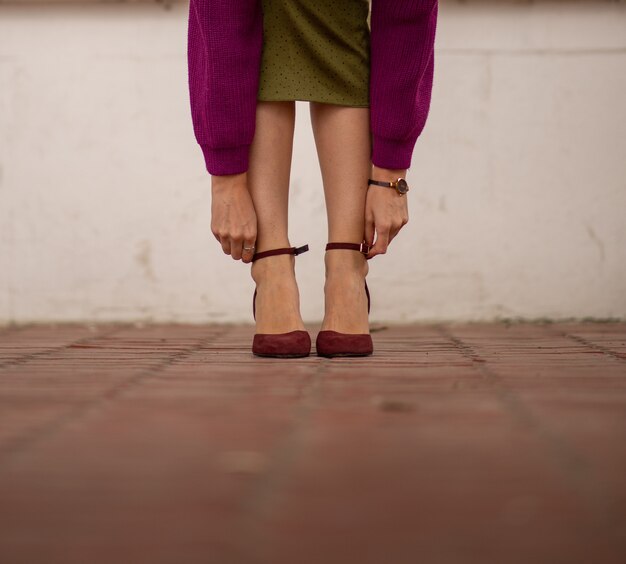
[251,244,311,358]
[316,241,373,357]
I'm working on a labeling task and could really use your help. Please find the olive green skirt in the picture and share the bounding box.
[257,0,371,107]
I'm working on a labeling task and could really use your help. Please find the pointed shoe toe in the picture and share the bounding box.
[253,330,311,358]
[315,330,373,358]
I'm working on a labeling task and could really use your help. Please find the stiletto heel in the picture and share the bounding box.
[316,241,373,357]
[251,244,311,358]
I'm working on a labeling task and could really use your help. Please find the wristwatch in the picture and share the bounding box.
[367,177,410,195]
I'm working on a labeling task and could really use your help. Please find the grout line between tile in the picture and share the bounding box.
[0,324,125,370]
[544,325,626,365]
[234,360,330,564]
[0,326,229,467]
[435,323,616,532]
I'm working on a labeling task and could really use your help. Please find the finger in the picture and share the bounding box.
[389,213,409,246]
[388,224,402,245]
[364,217,376,248]
[231,236,244,261]
[220,236,231,256]
[241,237,256,264]
[368,225,390,258]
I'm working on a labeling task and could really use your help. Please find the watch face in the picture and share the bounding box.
[396,178,409,194]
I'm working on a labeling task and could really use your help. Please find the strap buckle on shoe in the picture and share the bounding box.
[359,242,370,255]
[293,244,309,256]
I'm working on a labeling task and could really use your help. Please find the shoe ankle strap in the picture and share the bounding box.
[325,241,370,255]
[251,244,309,262]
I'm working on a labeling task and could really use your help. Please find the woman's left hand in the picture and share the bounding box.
[364,164,410,259]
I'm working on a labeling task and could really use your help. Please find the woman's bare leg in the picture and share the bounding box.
[309,102,371,334]
[248,100,306,334]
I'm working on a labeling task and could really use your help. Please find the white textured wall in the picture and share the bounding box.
[0,1,625,324]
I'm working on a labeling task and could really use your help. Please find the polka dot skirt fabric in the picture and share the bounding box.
[257,0,371,107]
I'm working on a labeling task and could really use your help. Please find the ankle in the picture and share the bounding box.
[251,255,296,285]
[324,252,369,281]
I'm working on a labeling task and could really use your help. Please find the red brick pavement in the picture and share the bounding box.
[0,321,624,564]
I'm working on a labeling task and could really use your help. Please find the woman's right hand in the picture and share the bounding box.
[210,172,258,264]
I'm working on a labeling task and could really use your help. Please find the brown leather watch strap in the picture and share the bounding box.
[368,177,409,195]
[367,179,393,187]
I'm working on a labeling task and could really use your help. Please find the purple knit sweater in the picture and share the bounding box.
[187,0,439,176]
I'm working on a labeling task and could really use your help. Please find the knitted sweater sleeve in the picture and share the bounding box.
[369,0,439,170]
[187,0,263,176]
